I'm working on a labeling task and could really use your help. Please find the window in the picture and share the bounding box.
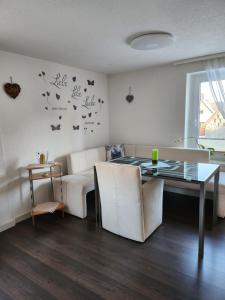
[185,71,225,151]
[199,80,225,150]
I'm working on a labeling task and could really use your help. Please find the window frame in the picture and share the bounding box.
[185,71,225,151]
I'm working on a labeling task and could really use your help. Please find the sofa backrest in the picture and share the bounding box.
[124,144,210,163]
[67,144,210,174]
[67,147,106,174]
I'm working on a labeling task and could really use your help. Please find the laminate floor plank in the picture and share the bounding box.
[0,209,225,300]
[5,224,189,300]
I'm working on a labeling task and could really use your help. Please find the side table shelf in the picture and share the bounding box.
[27,162,64,225]
[31,171,63,181]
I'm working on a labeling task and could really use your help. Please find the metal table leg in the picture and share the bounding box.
[213,170,220,226]
[199,182,206,258]
[94,166,101,226]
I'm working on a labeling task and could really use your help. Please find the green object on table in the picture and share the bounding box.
[152,148,159,164]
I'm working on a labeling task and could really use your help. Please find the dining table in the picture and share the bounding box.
[94,156,220,259]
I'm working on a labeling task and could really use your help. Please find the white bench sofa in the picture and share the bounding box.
[54,147,106,218]
[54,144,225,219]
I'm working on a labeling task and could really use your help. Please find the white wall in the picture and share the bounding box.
[108,62,203,146]
[0,50,208,232]
[0,50,109,231]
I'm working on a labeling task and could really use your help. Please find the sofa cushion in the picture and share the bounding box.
[62,169,95,194]
[105,144,125,160]
[58,174,93,193]
[67,147,105,174]
[54,173,91,219]
[158,147,210,163]
[124,144,136,157]
[78,168,95,193]
[68,151,87,174]
[86,147,106,169]
[135,145,153,158]
[125,144,210,163]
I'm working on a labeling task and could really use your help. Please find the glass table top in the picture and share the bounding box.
[111,156,220,183]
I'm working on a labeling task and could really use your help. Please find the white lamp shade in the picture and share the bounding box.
[130,32,174,50]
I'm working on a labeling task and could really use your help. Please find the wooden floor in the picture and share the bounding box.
[0,194,225,300]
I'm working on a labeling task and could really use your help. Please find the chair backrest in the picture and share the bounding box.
[95,162,145,241]
[67,147,106,174]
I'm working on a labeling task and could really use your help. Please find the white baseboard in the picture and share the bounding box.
[0,219,15,232]
[0,211,31,233]
[15,211,31,223]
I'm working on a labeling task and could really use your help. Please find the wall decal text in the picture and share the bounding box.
[71,85,82,99]
[50,73,67,89]
[82,95,95,109]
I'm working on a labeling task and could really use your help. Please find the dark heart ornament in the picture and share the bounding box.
[4,78,21,99]
[126,86,134,103]
[126,94,134,103]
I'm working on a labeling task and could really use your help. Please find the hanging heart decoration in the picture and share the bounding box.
[126,86,134,103]
[4,77,21,99]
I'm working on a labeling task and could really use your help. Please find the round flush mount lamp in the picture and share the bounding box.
[129,31,174,50]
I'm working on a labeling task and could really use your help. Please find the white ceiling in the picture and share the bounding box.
[0,0,225,74]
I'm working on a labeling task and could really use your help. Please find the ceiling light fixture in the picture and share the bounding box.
[129,32,174,50]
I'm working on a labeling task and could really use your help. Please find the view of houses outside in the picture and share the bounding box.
[199,81,225,151]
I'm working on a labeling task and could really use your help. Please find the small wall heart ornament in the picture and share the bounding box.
[126,94,134,103]
[3,77,21,99]
[126,86,134,103]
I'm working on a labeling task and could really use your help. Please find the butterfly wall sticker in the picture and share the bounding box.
[73,125,80,130]
[82,115,86,119]
[73,105,77,110]
[87,80,94,86]
[42,91,51,105]
[98,98,104,104]
[88,112,92,118]
[42,91,50,97]
[38,71,46,79]
[51,124,61,131]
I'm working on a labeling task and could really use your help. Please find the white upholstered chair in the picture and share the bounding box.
[95,162,164,242]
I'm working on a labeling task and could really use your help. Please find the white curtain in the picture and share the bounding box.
[184,72,203,148]
[206,58,225,119]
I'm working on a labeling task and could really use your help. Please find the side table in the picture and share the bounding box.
[27,162,64,225]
